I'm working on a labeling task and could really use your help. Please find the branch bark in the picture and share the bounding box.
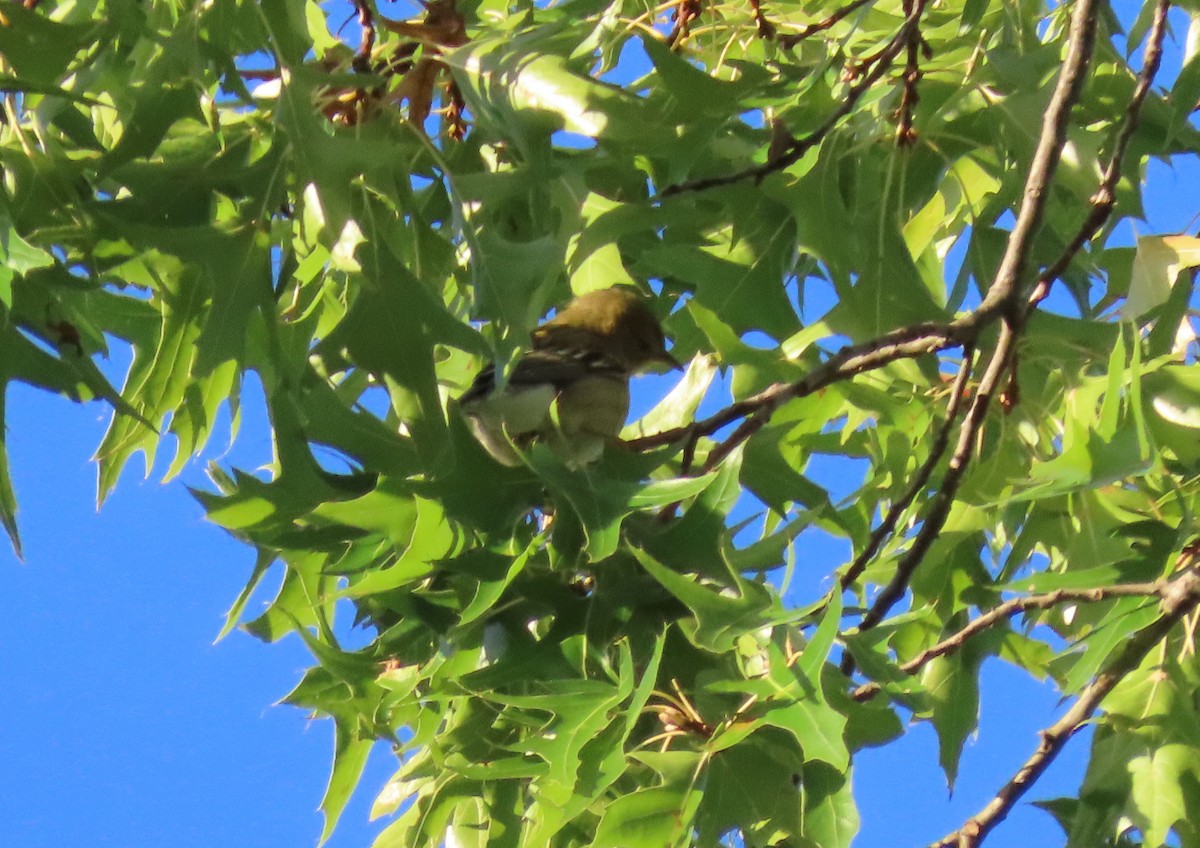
[1025,0,1170,313]
[851,580,1167,703]
[840,349,975,592]
[776,0,873,47]
[932,563,1200,848]
[662,0,928,196]
[971,0,1099,320]
[848,0,1101,638]
[624,320,963,454]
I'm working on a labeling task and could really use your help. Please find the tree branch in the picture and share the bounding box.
[846,0,1101,641]
[624,320,964,454]
[661,0,927,196]
[745,0,776,39]
[351,0,376,68]
[972,0,1100,319]
[1025,0,1170,313]
[839,349,975,592]
[851,580,1167,703]
[776,0,873,47]
[666,0,703,49]
[931,562,1200,848]
[893,0,926,147]
[853,322,1017,638]
[636,0,1098,471]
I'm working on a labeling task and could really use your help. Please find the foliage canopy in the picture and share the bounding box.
[4,0,1200,846]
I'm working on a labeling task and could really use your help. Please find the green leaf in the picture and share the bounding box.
[760,696,850,771]
[642,36,756,119]
[0,374,19,557]
[1127,743,1194,846]
[447,26,651,146]
[320,719,374,845]
[216,549,275,641]
[699,732,804,846]
[532,447,718,561]
[96,262,206,502]
[629,544,775,653]
[1057,597,1160,695]
[1068,726,1141,848]
[591,784,703,848]
[800,761,859,848]
[922,645,983,790]
[0,5,96,85]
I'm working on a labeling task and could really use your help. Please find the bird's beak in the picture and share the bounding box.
[648,350,684,373]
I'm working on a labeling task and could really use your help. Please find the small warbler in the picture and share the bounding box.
[459,286,680,467]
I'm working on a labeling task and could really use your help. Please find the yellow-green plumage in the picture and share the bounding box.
[459,287,678,467]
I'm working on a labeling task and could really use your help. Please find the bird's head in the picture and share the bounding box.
[532,286,681,373]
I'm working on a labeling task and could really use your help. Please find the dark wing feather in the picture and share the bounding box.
[460,348,623,404]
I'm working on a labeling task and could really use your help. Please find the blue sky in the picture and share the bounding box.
[5,4,1200,848]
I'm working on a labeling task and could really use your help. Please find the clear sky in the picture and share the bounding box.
[4,5,1200,848]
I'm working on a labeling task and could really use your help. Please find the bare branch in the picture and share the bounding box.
[746,0,776,39]
[667,0,703,49]
[852,322,1017,643]
[973,0,1100,318]
[840,349,975,592]
[351,0,376,68]
[1026,0,1171,313]
[625,320,963,453]
[777,0,873,47]
[932,564,1200,848]
[893,0,924,147]
[848,0,1102,639]
[636,2,1106,648]
[851,580,1166,703]
[702,408,768,472]
[662,0,927,196]
[238,69,280,82]
[378,0,468,48]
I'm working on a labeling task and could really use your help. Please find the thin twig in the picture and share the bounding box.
[843,44,891,81]
[746,0,775,39]
[894,0,924,146]
[777,0,873,48]
[667,0,702,49]
[378,0,468,48]
[625,320,964,453]
[853,323,1017,642]
[703,410,768,472]
[932,564,1200,848]
[351,0,376,68]
[238,69,280,81]
[1025,0,1170,315]
[840,349,975,592]
[662,0,926,196]
[851,580,1166,702]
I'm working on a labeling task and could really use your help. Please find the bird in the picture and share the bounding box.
[458,286,680,467]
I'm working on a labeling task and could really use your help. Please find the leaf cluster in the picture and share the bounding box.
[3,1,1200,847]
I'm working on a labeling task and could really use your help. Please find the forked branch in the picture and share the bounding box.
[1025,0,1171,313]
[932,560,1200,848]
[662,0,928,195]
[851,580,1168,703]
[846,0,1102,641]
[839,349,975,593]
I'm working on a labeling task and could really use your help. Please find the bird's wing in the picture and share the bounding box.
[510,348,624,387]
[460,349,623,404]
[459,362,497,405]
